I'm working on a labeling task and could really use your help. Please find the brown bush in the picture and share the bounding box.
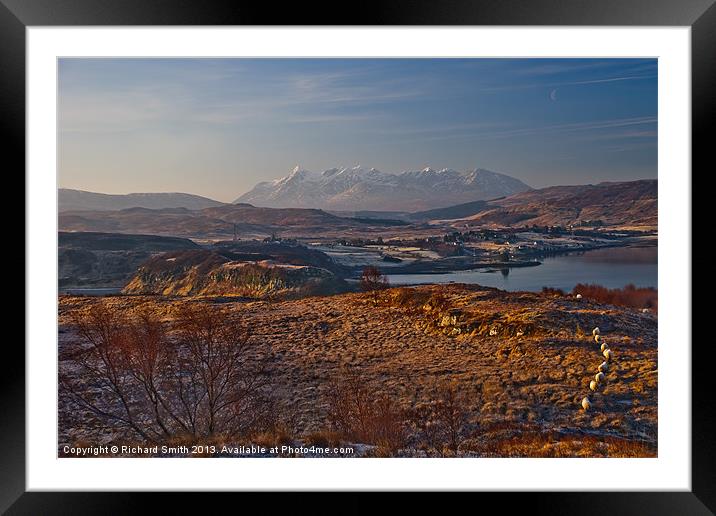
[60,301,279,443]
[390,287,416,307]
[325,369,407,455]
[541,286,565,297]
[573,283,657,312]
[407,381,475,455]
[387,287,433,314]
[424,288,451,312]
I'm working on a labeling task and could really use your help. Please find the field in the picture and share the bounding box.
[58,284,657,457]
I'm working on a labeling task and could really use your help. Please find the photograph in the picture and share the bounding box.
[57,57,658,459]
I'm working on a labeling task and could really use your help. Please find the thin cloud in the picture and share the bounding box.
[390,116,657,144]
[564,75,657,86]
[480,74,655,93]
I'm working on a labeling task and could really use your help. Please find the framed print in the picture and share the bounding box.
[4,0,712,511]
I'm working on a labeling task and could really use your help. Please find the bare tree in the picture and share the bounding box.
[171,303,276,438]
[325,369,406,454]
[433,381,469,454]
[60,301,278,443]
[406,381,474,456]
[360,266,389,305]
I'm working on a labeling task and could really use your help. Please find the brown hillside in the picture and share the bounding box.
[462,180,657,228]
[59,203,371,239]
[122,249,345,298]
[59,284,657,457]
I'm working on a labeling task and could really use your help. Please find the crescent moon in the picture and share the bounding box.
[549,88,558,101]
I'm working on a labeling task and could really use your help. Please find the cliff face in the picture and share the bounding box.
[122,250,346,298]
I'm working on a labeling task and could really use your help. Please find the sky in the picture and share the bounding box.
[58,58,657,202]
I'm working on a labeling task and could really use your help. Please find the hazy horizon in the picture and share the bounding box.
[59,58,657,203]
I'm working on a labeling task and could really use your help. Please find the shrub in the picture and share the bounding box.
[391,287,416,307]
[325,369,407,455]
[573,283,658,312]
[407,381,474,455]
[387,287,433,314]
[60,301,278,443]
[424,288,450,312]
[433,382,471,454]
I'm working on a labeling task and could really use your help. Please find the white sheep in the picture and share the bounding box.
[601,342,609,352]
[598,361,609,373]
[589,380,598,391]
[595,372,606,384]
[603,349,613,361]
[592,327,600,336]
[576,294,583,300]
[582,396,591,410]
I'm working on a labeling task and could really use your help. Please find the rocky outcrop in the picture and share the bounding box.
[416,304,536,339]
[122,250,346,298]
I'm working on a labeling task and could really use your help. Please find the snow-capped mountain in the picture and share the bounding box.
[234,165,531,211]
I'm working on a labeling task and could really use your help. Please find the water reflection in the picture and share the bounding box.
[387,245,657,292]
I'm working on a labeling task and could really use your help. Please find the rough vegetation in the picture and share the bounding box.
[121,249,347,299]
[573,283,658,312]
[59,283,657,457]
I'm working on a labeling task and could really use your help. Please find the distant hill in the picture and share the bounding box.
[234,165,531,211]
[58,203,384,239]
[452,180,657,228]
[59,189,225,212]
[59,231,200,252]
[59,231,201,288]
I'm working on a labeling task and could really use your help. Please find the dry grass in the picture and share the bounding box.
[470,432,656,458]
[59,283,657,457]
[325,369,408,456]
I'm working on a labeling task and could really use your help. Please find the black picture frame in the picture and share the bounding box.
[3,0,710,512]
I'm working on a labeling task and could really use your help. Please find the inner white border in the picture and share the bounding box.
[27,27,691,491]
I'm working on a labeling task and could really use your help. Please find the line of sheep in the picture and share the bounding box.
[581,327,614,411]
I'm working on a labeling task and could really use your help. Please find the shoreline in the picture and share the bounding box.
[349,239,656,279]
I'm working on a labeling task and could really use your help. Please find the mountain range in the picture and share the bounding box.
[234,165,532,211]
[58,179,657,239]
[60,166,531,213]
